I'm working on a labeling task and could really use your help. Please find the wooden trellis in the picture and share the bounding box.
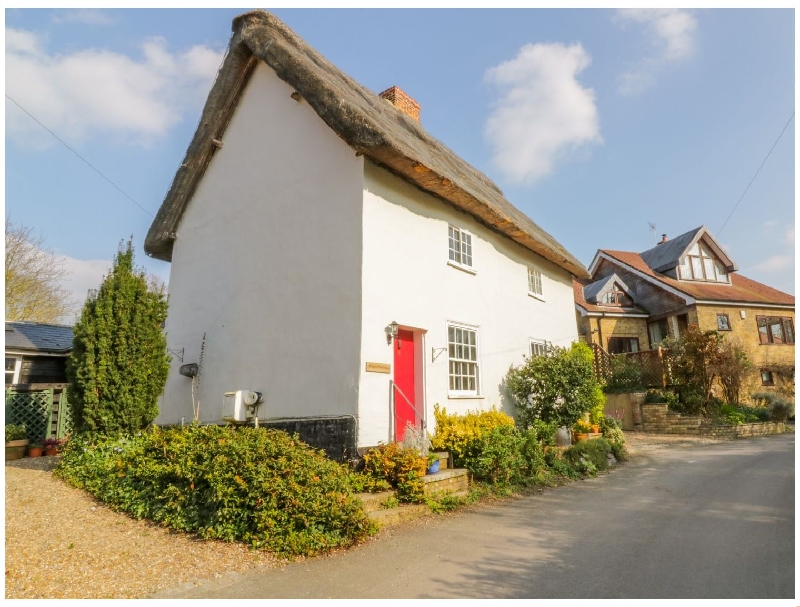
[5,385,73,440]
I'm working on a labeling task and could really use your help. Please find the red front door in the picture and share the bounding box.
[393,329,417,442]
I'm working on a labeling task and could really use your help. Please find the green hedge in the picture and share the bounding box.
[55,425,374,557]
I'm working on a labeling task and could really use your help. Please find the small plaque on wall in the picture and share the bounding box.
[365,362,391,374]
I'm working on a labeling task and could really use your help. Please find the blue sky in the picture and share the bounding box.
[5,8,795,321]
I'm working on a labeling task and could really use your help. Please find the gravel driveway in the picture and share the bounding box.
[3,431,747,599]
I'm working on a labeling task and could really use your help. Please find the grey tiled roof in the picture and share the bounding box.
[5,321,74,353]
[639,227,703,273]
[582,273,634,303]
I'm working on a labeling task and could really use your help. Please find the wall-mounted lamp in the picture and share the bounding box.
[386,321,399,345]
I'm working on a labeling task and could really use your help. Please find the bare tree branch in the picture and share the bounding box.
[5,219,72,323]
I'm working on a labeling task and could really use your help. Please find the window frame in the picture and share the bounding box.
[607,337,640,354]
[446,321,481,398]
[716,313,731,331]
[760,369,775,386]
[448,225,475,273]
[527,267,544,300]
[756,316,795,345]
[5,356,22,385]
[679,242,730,283]
[529,339,548,358]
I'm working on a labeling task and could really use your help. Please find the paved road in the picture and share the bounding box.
[154,434,794,599]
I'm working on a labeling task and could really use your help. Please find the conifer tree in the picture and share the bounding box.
[66,240,170,436]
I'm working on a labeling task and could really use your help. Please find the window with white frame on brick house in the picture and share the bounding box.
[717,313,731,331]
[447,323,479,395]
[527,267,543,297]
[756,316,795,345]
[448,226,473,270]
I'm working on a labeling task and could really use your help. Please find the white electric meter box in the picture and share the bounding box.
[222,390,249,423]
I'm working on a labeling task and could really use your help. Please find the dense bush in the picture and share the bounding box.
[505,342,604,429]
[564,438,613,476]
[55,425,373,557]
[463,425,525,485]
[429,404,515,465]
[361,442,427,503]
[752,392,794,422]
[67,241,170,437]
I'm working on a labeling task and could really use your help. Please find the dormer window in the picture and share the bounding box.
[601,283,632,306]
[678,242,729,283]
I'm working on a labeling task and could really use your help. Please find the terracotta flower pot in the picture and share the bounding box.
[44,447,58,457]
[574,432,589,442]
[591,424,600,434]
[28,446,43,458]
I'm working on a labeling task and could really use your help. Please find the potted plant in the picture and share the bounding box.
[426,452,440,475]
[27,439,44,458]
[572,419,593,442]
[5,424,28,461]
[42,438,62,457]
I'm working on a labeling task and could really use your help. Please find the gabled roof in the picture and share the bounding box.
[598,250,794,307]
[639,225,736,273]
[582,273,634,304]
[5,321,74,354]
[573,277,649,316]
[144,10,589,279]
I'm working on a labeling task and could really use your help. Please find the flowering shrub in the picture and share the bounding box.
[504,342,604,429]
[55,425,374,557]
[429,404,515,465]
[361,443,427,503]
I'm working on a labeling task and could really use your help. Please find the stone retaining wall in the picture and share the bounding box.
[641,403,786,438]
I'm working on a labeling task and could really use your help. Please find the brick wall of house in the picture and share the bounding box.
[582,315,650,352]
[693,304,795,399]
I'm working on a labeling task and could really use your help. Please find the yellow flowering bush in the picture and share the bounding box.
[429,404,515,464]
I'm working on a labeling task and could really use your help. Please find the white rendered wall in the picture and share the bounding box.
[357,162,578,447]
[157,63,364,425]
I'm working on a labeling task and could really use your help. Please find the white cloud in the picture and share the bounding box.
[56,256,113,323]
[784,226,794,245]
[5,28,223,148]
[615,9,697,96]
[484,42,601,184]
[752,254,793,273]
[51,9,116,26]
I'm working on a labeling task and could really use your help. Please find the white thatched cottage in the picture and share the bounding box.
[145,10,588,458]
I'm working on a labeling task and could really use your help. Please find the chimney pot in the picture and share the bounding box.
[379,86,420,122]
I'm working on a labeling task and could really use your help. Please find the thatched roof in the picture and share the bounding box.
[144,10,589,279]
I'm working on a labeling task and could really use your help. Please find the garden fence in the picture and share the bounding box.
[5,384,73,440]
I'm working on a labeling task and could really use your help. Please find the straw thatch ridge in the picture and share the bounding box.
[144,10,589,279]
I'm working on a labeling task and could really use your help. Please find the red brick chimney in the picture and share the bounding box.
[379,86,420,121]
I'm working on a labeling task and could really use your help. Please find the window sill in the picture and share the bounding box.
[759,343,794,346]
[447,260,476,275]
[527,292,545,302]
[447,394,484,400]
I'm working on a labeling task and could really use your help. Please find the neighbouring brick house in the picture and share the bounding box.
[575,226,795,400]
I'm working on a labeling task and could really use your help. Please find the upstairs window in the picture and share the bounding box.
[527,267,543,298]
[756,316,794,345]
[600,283,632,306]
[448,226,473,270]
[678,242,729,283]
